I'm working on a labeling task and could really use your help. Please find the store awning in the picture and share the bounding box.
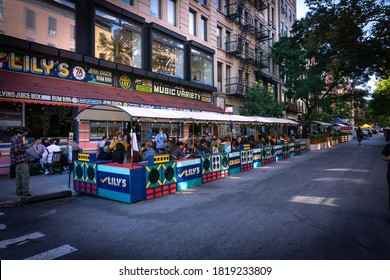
[75,105,237,123]
[0,70,223,113]
[75,105,300,125]
[312,120,332,126]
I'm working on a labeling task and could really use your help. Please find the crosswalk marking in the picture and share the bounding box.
[24,244,77,260]
[0,232,45,249]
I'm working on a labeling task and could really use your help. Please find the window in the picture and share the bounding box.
[121,0,133,5]
[224,0,230,15]
[199,0,207,5]
[152,32,184,78]
[226,65,231,94]
[216,0,222,11]
[70,24,75,40]
[217,26,222,48]
[6,1,74,50]
[189,10,196,36]
[200,16,207,41]
[0,0,4,21]
[26,9,36,30]
[95,9,143,68]
[151,0,161,19]
[217,62,223,92]
[191,48,213,86]
[90,121,122,139]
[48,17,57,37]
[225,31,231,51]
[168,0,176,26]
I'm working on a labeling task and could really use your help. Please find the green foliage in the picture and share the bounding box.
[273,0,389,121]
[369,76,390,126]
[240,85,284,117]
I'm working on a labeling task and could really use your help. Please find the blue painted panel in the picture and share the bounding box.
[177,162,201,183]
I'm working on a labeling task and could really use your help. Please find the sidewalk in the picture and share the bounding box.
[0,171,75,207]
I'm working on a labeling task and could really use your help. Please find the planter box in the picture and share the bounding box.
[310,143,321,151]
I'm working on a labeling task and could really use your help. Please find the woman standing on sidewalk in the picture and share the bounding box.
[382,140,390,222]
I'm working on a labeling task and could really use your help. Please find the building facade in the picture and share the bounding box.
[0,0,296,173]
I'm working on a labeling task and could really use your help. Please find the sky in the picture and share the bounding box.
[296,0,310,19]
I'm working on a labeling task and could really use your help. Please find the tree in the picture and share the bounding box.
[240,85,284,117]
[369,77,390,126]
[273,0,389,120]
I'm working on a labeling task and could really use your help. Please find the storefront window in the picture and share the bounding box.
[0,103,74,142]
[152,32,184,79]
[151,123,183,142]
[0,0,75,51]
[95,9,143,68]
[90,121,123,140]
[191,48,213,86]
[0,102,22,143]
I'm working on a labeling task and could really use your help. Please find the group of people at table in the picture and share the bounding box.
[97,128,297,164]
[26,137,79,175]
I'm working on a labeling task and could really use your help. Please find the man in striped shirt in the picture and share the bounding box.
[10,127,31,196]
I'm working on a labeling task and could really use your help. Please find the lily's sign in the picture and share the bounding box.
[0,51,114,86]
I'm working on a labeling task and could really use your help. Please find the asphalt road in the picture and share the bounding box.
[1,134,389,260]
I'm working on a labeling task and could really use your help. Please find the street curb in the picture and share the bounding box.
[20,190,73,205]
[0,190,73,207]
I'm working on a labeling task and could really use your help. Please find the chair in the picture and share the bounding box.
[45,151,63,175]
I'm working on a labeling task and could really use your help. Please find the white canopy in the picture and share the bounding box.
[312,120,333,126]
[74,105,299,125]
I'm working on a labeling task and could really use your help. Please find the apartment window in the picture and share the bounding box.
[151,0,161,19]
[121,0,133,5]
[95,9,143,68]
[25,9,36,30]
[217,26,222,48]
[271,7,275,28]
[225,31,231,51]
[152,32,184,78]
[200,16,207,41]
[48,17,57,37]
[224,0,229,15]
[268,56,271,73]
[189,10,196,36]
[272,59,276,75]
[168,0,176,26]
[199,0,207,5]
[217,62,223,91]
[216,0,222,11]
[226,65,231,94]
[0,0,4,21]
[281,22,284,36]
[191,48,213,86]
[70,24,75,40]
[7,1,74,50]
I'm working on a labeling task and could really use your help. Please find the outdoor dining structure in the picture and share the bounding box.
[72,105,303,204]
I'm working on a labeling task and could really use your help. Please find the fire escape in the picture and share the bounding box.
[225,0,269,97]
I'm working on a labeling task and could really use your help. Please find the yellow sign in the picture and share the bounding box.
[78,153,91,161]
[153,155,170,163]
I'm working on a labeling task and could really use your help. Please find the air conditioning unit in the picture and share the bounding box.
[49,29,56,36]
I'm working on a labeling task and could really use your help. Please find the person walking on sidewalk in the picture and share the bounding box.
[357,127,364,144]
[10,127,31,196]
[381,140,390,222]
